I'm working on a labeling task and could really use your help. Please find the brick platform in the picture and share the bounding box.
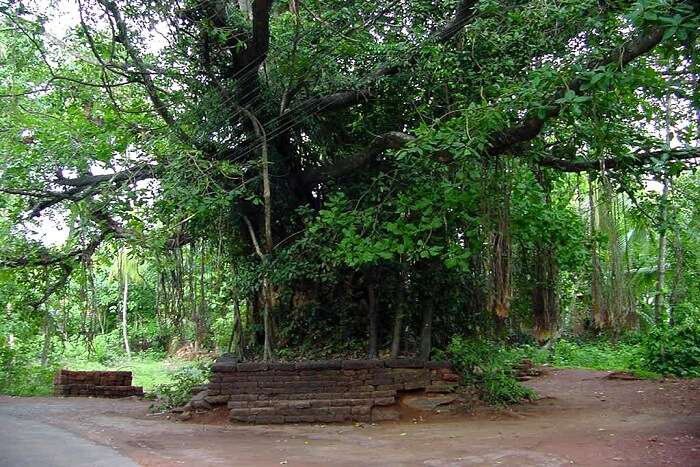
[53,370,144,398]
[189,358,460,424]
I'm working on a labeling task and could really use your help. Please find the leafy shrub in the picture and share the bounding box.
[84,331,125,365]
[1,330,51,396]
[447,336,536,405]
[151,359,211,410]
[0,364,57,396]
[639,324,700,377]
[0,341,56,396]
[128,321,172,353]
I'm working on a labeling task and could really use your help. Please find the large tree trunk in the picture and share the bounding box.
[532,172,560,341]
[390,309,403,359]
[262,278,274,361]
[367,283,378,359]
[228,294,245,356]
[419,301,433,360]
[488,168,512,320]
[532,245,560,342]
[390,269,407,358]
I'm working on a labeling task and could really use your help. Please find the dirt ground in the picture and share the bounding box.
[1,368,698,466]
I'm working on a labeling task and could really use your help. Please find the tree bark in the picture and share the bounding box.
[367,283,378,359]
[419,302,433,361]
[262,278,274,361]
[532,245,560,342]
[488,165,512,320]
[241,105,275,361]
[228,295,245,356]
[390,309,402,359]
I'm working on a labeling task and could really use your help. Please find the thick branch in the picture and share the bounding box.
[247,0,273,65]
[0,227,111,269]
[432,0,479,43]
[297,0,478,115]
[55,164,156,188]
[489,27,665,155]
[1,165,157,218]
[303,24,671,183]
[300,131,415,185]
[539,147,700,172]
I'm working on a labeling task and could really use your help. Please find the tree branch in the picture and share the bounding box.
[54,164,156,188]
[300,131,416,185]
[2,164,158,218]
[538,147,700,172]
[97,0,192,145]
[0,227,111,269]
[304,24,678,182]
[489,26,666,155]
[25,229,110,309]
[296,0,478,115]
[30,263,74,310]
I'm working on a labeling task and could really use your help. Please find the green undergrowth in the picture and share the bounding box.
[149,360,212,411]
[64,355,195,392]
[519,323,699,378]
[0,363,57,396]
[442,323,699,405]
[519,339,639,370]
[0,346,210,396]
[444,337,537,405]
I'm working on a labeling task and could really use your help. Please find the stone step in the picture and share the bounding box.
[228,396,394,410]
[230,404,373,421]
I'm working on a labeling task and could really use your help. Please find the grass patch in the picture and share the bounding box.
[63,355,192,392]
[0,352,207,397]
[518,339,662,379]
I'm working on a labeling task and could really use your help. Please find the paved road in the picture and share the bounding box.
[0,411,137,467]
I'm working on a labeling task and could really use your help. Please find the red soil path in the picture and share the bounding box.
[0,368,698,466]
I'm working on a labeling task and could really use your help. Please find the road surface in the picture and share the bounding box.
[0,369,698,466]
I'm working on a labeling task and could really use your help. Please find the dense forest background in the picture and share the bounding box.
[1,0,698,399]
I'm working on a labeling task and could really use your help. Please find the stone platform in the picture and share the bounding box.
[186,358,461,424]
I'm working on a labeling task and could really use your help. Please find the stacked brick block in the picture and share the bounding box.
[201,359,460,424]
[53,370,144,398]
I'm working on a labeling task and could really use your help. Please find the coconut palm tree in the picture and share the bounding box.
[108,247,142,359]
